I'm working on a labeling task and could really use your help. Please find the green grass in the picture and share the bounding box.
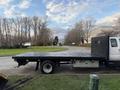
[99,75,120,90]
[8,75,120,90]
[0,46,67,56]
[79,43,91,47]
[8,75,24,84]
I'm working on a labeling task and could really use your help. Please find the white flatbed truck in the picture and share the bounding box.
[12,36,120,74]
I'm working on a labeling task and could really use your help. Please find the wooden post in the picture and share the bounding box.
[89,74,99,90]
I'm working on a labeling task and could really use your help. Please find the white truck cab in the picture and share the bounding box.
[109,37,120,61]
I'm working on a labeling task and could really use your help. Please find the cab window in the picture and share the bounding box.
[110,39,117,47]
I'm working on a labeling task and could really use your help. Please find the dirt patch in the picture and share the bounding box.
[5,76,33,90]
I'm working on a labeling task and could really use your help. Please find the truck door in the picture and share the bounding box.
[109,37,120,61]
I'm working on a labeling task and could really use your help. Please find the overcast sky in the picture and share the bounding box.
[0,0,120,38]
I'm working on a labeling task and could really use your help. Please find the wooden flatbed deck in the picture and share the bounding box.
[12,52,106,73]
[12,52,103,61]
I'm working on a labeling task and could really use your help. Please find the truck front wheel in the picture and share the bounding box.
[40,60,55,74]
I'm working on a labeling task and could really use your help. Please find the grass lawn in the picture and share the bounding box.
[0,46,67,56]
[7,75,120,90]
[79,43,91,47]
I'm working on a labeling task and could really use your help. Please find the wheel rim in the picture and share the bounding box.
[43,63,53,73]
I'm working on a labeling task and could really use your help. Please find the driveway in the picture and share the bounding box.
[0,46,89,75]
[0,46,119,76]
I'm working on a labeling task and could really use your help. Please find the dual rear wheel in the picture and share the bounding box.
[40,60,56,74]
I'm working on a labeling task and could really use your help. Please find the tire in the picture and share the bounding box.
[40,60,55,74]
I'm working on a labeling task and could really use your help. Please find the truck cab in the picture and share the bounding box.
[109,37,120,61]
[92,36,120,61]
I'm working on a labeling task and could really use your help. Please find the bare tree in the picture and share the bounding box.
[31,16,39,43]
[65,21,85,45]
[113,17,120,35]
[83,17,95,43]
[38,21,53,46]
[0,16,53,48]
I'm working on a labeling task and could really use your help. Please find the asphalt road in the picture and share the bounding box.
[0,46,90,75]
[0,46,119,76]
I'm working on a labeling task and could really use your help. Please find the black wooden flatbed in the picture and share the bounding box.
[12,52,104,61]
[12,51,105,74]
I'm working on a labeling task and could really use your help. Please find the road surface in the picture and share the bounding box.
[0,46,88,75]
[0,46,119,76]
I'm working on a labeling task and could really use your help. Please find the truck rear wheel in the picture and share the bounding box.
[40,60,55,74]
